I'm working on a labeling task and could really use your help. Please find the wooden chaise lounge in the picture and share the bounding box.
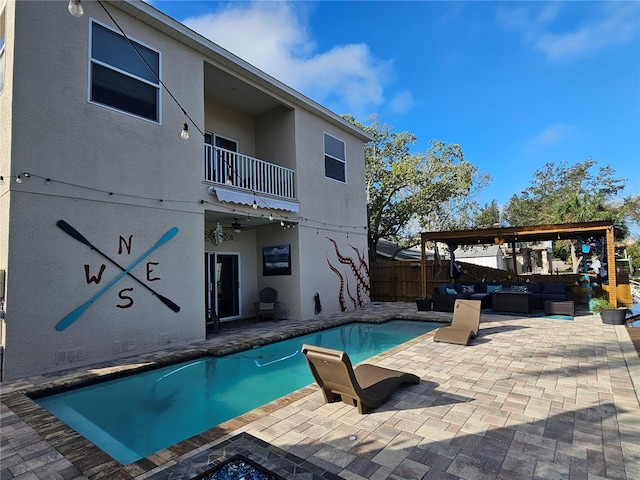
[433,299,482,346]
[301,344,420,414]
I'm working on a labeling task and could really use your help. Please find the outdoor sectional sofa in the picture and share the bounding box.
[432,281,574,312]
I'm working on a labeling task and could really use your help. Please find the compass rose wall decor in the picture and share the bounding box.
[55,220,180,331]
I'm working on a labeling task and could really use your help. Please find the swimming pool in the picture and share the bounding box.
[36,320,439,465]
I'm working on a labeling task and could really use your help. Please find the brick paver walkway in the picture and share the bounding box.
[1,303,639,479]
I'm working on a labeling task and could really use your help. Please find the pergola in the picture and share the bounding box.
[420,220,618,305]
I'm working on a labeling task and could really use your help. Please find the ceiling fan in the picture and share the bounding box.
[229,218,244,234]
[205,218,248,245]
[220,218,250,234]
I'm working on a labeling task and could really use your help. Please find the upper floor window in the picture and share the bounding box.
[90,21,160,122]
[324,133,346,183]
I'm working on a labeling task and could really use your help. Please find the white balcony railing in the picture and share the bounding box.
[205,145,295,200]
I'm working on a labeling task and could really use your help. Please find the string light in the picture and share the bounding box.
[62,2,369,236]
[67,0,296,218]
[68,0,83,17]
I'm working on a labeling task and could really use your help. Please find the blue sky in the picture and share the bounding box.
[150,1,639,214]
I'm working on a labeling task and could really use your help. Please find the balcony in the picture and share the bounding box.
[205,145,295,200]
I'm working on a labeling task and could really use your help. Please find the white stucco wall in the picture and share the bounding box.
[254,222,301,319]
[3,0,370,379]
[255,106,295,169]
[0,0,12,363]
[3,196,203,380]
[293,109,369,318]
[204,100,256,156]
[2,1,209,380]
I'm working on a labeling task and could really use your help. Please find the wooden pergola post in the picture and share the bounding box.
[605,224,618,306]
[421,236,428,299]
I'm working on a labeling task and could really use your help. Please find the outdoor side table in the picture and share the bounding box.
[544,300,575,317]
[416,298,432,311]
[492,291,530,314]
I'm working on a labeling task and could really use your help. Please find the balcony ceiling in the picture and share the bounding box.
[204,210,280,228]
[204,63,285,116]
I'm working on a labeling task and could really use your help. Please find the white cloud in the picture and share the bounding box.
[182,1,390,116]
[497,2,639,61]
[388,91,414,115]
[525,124,575,154]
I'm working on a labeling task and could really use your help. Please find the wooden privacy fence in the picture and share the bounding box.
[370,261,423,301]
[370,260,586,303]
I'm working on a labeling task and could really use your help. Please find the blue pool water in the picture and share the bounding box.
[36,320,439,465]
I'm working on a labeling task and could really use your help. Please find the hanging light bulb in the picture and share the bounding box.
[269,212,273,221]
[226,175,233,186]
[68,0,83,17]
[252,197,258,209]
[280,220,285,227]
[15,175,22,184]
[181,122,189,140]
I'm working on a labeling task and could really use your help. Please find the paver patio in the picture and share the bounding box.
[1,302,639,479]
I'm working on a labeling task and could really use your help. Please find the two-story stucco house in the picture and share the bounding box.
[0,0,372,381]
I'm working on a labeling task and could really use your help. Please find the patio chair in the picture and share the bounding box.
[301,344,420,414]
[254,287,280,321]
[433,299,481,346]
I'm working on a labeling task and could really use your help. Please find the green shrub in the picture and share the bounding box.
[589,297,614,314]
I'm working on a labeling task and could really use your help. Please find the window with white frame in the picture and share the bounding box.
[0,1,6,95]
[90,21,160,122]
[324,132,346,182]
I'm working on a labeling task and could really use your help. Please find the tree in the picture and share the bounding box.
[472,200,501,228]
[625,240,640,275]
[343,115,490,262]
[502,159,628,234]
[620,195,640,228]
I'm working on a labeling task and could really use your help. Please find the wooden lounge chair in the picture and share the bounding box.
[433,299,481,346]
[301,344,420,414]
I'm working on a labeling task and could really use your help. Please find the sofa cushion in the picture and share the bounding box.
[486,284,502,293]
[527,283,543,293]
[470,293,490,299]
[512,285,528,293]
[543,283,566,294]
[460,284,476,294]
[541,293,567,302]
[446,288,458,294]
[435,285,448,294]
